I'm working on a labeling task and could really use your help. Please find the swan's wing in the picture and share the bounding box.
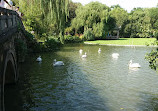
[55,61,64,65]
[36,58,42,61]
[82,55,87,58]
[58,61,63,63]
[131,63,141,67]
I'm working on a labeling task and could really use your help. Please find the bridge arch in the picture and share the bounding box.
[2,50,17,85]
[1,50,17,111]
[0,7,27,111]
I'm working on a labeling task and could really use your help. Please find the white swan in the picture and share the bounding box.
[79,49,83,54]
[82,52,87,58]
[36,56,42,62]
[53,59,64,67]
[98,48,101,53]
[112,53,119,58]
[128,60,141,68]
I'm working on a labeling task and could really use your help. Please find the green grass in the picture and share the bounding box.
[84,38,157,46]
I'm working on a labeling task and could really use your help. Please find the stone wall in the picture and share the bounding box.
[0,7,25,43]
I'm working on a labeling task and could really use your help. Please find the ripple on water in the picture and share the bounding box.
[6,44,158,111]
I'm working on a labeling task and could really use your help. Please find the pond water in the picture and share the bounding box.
[5,44,158,111]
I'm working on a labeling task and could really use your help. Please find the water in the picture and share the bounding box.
[5,44,158,111]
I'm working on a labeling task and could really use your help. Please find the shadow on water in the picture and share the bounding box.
[4,43,158,111]
[4,64,36,111]
[4,46,111,111]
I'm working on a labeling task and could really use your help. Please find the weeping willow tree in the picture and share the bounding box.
[51,0,69,44]
[15,0,69,44]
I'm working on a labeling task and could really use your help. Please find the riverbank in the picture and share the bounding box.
[84,38,157,46]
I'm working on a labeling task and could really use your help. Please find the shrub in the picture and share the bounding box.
[15,38,27,62]
[65,27,74,35]
[79,34,84,40]
[154,31,158,40]
[145,49,158,70]
[64,35,82,43]
[83,29,95,41]
[44,37,61,50]
[24,31,44,53]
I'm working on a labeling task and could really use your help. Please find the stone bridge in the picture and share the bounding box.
[0,7,26,111]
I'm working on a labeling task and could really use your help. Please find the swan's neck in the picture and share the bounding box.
[129,61,132,66]
[54,60,56,64]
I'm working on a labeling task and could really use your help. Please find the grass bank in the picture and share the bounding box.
[84,38,157,46]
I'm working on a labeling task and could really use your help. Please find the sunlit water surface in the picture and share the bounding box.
[5,44,158,111]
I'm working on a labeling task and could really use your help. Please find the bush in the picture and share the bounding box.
[83,29,95,41]
[25,31,34,40]
[24,31,45,53]
[65,27,74,35]
[44,37,61,50]
[154,31,158,40]
[145,49,158,70]
[15,38,27,62]
[64,35,82,43]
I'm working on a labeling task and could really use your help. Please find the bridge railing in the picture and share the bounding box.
[0,7,25,42]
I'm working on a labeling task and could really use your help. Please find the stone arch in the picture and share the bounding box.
[1,50,17,111]
[2,50,17,85]
[4,60,16,84]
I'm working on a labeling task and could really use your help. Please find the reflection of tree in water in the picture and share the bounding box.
[51,57,111,111]
[150,98,158,111]
[137,93,158,111]
[4,72,36,111]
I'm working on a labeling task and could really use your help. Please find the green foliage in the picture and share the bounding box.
[148,8,158,38]
[23,31,44,53]
[24,32,60,52]
[65,27,74,35]
[15,0,69,44]
[15,38,27,62]
[64,35,82,43]
[125,8,147,38]
[93,22,106,39]
[15,0,158,45]
[71,1,112,39]
[154,32,158,40]
[148,8,158,29]
[110,7,128,28]
[145,49,158,70]
[128,8,158,70]
[44,37,61,50]
[111,4,122,9]
[30,42,46,53]
[124,7,158,38]
[65,1,81,27]
[24,31,34,41]
[83,29,95,41]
